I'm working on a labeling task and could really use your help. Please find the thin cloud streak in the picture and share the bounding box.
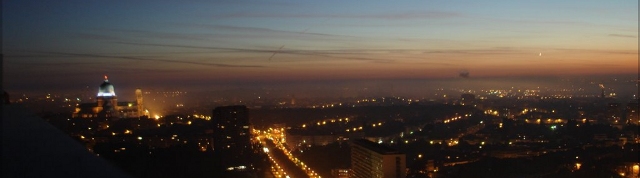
[213,11,461,19]
[551,48,639,55]
[115,41,567,63]
[8,61,99,66]
[70,32,123,41]
[116,42,392,62]
[117,41,534,56]
[180,23,354,38]
[470,16,631,29]
[608,34,637,38]
[26,51,264,68]
[97,26,357,44]
[98,28,226,42]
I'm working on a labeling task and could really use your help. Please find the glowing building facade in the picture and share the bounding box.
[73,76,146,119]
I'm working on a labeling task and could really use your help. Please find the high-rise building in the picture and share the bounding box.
[212,105,258,174]
[351,139,406,178]
[212,105,252,152]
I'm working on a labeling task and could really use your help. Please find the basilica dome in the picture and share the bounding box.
[97,76,116,97]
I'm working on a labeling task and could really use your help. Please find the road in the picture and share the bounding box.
[256,128,320,178]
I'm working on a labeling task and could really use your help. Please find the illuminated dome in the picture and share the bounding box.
[97,76,116,97]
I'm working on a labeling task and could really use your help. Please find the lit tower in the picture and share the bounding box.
[97,75,118,117]
[135,88,144,118]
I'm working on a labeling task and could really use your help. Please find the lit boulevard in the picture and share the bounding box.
[256,128,320,178]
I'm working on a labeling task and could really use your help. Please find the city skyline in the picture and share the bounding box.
[3,1,638,94]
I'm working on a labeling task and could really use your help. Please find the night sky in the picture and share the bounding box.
[3,1,638,94]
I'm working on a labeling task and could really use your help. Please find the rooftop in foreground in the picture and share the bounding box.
[2,104,131,178]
